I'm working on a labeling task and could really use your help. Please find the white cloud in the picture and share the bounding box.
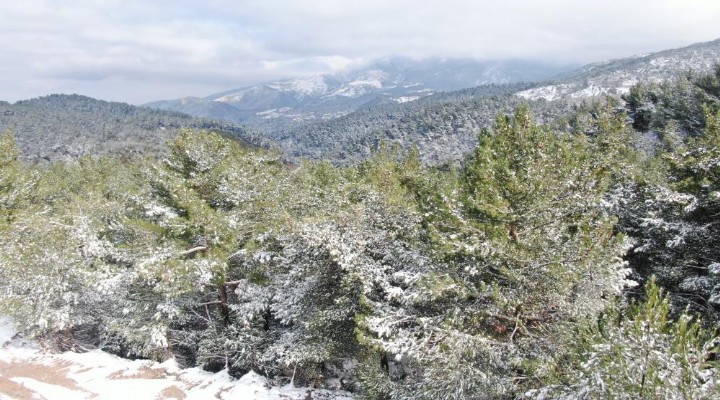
[1,0,719,103]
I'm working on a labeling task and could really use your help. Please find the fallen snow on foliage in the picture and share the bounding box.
[0,317,352,400]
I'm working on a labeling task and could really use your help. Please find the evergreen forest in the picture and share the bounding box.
[3,68,720,399]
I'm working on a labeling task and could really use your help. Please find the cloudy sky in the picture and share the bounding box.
[1,0,719,104]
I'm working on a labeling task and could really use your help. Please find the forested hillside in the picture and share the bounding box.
[518,38,720,100]
[2,67,720,399]
[0,94,264,162]
[266,39,720,165]
[268,91,572,165]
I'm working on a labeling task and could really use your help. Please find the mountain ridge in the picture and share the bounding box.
[0,94,262,162]
[259,37,720,165]
[5,38,720,165]
[517,37,720,101]
[145,57,573,126]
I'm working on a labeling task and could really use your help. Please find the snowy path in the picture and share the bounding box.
[0,318,351,400]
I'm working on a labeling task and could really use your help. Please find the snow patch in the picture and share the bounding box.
[0,317,16,344]
[0,317,353,400]
[518,83,616,101]
[570,84,610,98]
[214,89,252,103]
[329,70,387,97]
[256,107,294,119]
[214,76,329,103]
[331,79,384,97]
[650,57,671,68]
[616,78,639,95]
[516,85,562,101]
[393,96,420,103]
[267,76,329,96]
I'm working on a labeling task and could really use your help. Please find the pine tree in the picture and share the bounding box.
[357,106,636,399]
[623,108,720,322]
[527,278,719,399]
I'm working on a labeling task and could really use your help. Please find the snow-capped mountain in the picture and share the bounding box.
[145,58,572,126]
[517,38,720,101]
[255,37,720,166]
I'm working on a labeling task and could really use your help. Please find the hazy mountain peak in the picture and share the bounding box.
[265,75,330,97]
[145,57,573,126]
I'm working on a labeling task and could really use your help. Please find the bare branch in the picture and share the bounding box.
[180,246,208,257]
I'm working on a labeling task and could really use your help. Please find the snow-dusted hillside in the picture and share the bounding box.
[0,318,351,400]
[517,38,720,101]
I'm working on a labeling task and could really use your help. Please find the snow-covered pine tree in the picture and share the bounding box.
[357,106,637,399]
[526,278,719,399]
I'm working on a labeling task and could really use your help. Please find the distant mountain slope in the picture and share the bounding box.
[0,94,261,162]
[145,96,252,123]
[145,58,572,127]
[9,38,720,166]
[517,38,720,101]
[270,92,572,165]
[261,38,720,165]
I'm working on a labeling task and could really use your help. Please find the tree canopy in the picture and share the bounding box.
[2,69,720,398]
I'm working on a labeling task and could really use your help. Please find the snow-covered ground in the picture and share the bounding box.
[0,318,352,400]
[516,85,564,101]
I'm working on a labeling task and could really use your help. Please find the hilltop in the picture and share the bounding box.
[0,94,261,162]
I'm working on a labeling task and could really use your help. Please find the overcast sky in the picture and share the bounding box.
[1,0,719,104]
